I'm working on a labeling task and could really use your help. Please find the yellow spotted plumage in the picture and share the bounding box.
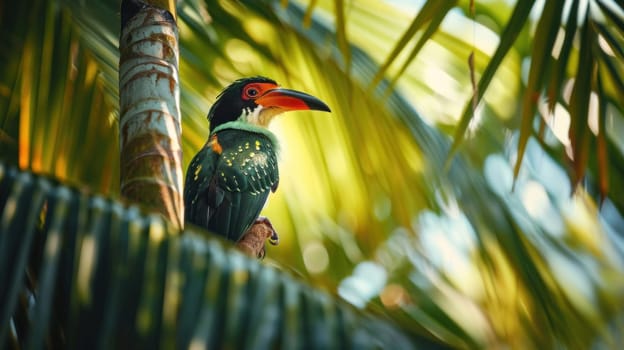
[184,122,279,242]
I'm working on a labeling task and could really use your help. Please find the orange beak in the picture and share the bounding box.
[255,88,331,113]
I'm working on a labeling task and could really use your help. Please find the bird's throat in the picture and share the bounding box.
[239,105,283,127]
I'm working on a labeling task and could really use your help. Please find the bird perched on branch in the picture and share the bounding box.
[184,76,330,248]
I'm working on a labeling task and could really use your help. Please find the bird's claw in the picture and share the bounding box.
[255,216,279,246]
[257,246,266,260]
[269,231,279,246]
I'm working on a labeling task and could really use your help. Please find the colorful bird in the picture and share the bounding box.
[184,77,330,247]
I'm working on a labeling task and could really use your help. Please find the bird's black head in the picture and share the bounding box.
[207,76,330,132]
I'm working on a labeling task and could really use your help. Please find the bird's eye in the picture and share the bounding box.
[245,86,259,98]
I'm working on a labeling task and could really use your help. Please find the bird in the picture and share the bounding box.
[184,76,330,247]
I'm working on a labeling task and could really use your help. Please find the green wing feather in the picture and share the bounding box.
[184,128,279,242]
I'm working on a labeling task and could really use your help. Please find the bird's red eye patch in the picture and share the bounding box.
[242,83,278,100]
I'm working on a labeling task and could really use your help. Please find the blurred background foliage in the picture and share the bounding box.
[1,0,623,347]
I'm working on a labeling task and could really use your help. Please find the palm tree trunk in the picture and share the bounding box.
[119,0,183,228]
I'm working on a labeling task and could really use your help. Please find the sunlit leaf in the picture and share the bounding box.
[596,74,609,204]
[599,51,624,101]
[596,22,624,59]
[513,0,566,181]
[384,1,456,94]
[334,0,351,71]
[596,0,624,33]
[568,13,595,186]
[370,0,455,88]
[449,0,536,161]
[546,0,579,113]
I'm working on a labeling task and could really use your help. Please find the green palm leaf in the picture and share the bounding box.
[1,163,441,348]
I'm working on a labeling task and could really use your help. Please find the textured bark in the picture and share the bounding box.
[119,1,183,228]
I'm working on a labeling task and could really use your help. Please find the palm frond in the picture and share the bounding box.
[0,162,442,348]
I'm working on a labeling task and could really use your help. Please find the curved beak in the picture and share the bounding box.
[255,88,331,113]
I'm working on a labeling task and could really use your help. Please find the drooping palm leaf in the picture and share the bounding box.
[0,0,119,194]
[449,0,624,205]
[0,162,445,348]
[450,0,536,159]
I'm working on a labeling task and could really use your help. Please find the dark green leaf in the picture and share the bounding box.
[568,14,595,185]
[512,0,566,180]
[546,0,579,112]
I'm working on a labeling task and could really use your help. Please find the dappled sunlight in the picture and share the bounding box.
[476,238,528,346]
[521,180,566,236]
[540,102,572,146]
[484,60,521,121]
[481,129,624,342]
[185,2,624,346]
[302,240,330,274]
[11,22,120,194]
[242,17,277,45]
[77,235,97,304]
[484,154,514,196]
[415,210,481,298]
[337,261,387,308]
[379,283,410,309]
[546,251,600,319]
[562,192,610,257]
[224,39,257,65]
[523,136,573,196]
[442,10,501,57]
[606,106,624,155]
[432,282,494,345]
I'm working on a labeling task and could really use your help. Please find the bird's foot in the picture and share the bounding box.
[237,216,279,259]
[254,216,279,246]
